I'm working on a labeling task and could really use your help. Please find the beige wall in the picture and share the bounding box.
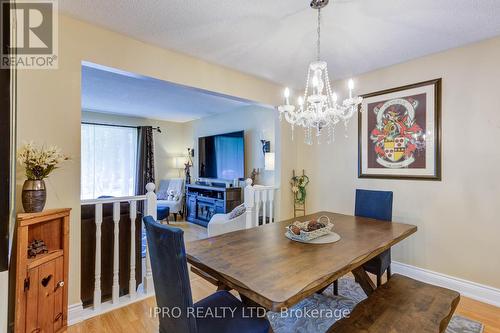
[82,111,191,181]
[16,14,282,307]
[295,36,500,289]
[186,105,277,187]
[276,122,298,221]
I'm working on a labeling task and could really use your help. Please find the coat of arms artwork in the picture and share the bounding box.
[358,79,441,180]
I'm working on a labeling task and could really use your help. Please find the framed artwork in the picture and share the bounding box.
[358,79,441,180]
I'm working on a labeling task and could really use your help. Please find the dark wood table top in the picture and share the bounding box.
[186,211,417,311]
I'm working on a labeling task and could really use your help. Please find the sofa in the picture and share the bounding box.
[207,204,247,237]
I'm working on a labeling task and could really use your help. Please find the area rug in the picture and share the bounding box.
[267,277,484,333]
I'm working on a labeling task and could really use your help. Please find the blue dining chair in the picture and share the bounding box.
[355,189,393,287]
[331,189,393,295]
[143,216,270,333]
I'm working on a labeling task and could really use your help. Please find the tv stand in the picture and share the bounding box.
[186,184,242,227]
[194,180,228,188]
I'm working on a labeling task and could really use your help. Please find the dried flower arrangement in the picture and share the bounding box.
[291,173,309,204]
[17,142,69,180]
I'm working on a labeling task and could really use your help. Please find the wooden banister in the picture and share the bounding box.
[86,183,156,315]
[243,178,278,228]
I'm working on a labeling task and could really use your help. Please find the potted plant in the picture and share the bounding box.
[17,142,69,213]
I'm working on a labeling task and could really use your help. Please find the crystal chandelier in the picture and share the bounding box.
[277,0,362,145]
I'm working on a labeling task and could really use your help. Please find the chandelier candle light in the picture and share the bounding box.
[278,0,363,145]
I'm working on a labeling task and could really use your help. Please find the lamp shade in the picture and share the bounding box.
[173,156,185,169]
[264,152,275,171]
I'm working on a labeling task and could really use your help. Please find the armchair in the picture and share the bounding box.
[157,178,185,221]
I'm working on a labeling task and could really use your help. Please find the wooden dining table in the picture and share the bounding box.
[185,211,417,312]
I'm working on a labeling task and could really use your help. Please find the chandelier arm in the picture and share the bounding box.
[303,66,310,103]
[324,68,334,108]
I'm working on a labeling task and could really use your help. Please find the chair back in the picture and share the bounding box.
[143,216,197,333]
[355,189,393,221]
[168,178,185,194]
[157,179,170,199]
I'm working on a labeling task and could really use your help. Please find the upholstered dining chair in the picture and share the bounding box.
[143,216,270,333]
[354,189,393,287]
[331,189,393,295]
[355,189,393,287]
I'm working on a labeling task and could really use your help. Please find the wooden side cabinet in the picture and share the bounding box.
[14,208,70,333]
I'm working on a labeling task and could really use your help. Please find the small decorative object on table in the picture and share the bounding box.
[286,215,335,243]
[17,142,69,213]
[27,239,48,258]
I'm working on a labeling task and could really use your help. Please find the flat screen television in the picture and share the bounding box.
[198,131,245,181]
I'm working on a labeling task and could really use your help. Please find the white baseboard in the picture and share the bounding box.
[392,261,500,308]
[67,289,155,326]
[68,301,84,325]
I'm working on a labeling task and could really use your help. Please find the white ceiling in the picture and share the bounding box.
[63,0,500,89]
[81,62,264,122]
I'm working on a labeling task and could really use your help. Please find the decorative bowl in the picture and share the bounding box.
[285,215,334,242]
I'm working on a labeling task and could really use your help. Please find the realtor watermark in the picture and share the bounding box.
[150,306,268,319]
[1,0,58,69]
[150,306,350,320]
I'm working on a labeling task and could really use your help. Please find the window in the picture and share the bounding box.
[81,124,138,200]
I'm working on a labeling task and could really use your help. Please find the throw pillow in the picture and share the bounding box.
[228,204,246,220]
[167,189,179,201]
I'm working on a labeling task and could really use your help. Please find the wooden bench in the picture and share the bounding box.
[327,274,460,333]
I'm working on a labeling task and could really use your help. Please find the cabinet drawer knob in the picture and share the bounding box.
[54,280,64,291]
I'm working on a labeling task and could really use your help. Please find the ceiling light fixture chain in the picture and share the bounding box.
[317,7,321,61]
[277,0,363,145]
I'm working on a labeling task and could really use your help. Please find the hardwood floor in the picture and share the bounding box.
[166,220,208,242]
[67,269,216,333]
[67,221,500,333]
[456,297,500,333]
